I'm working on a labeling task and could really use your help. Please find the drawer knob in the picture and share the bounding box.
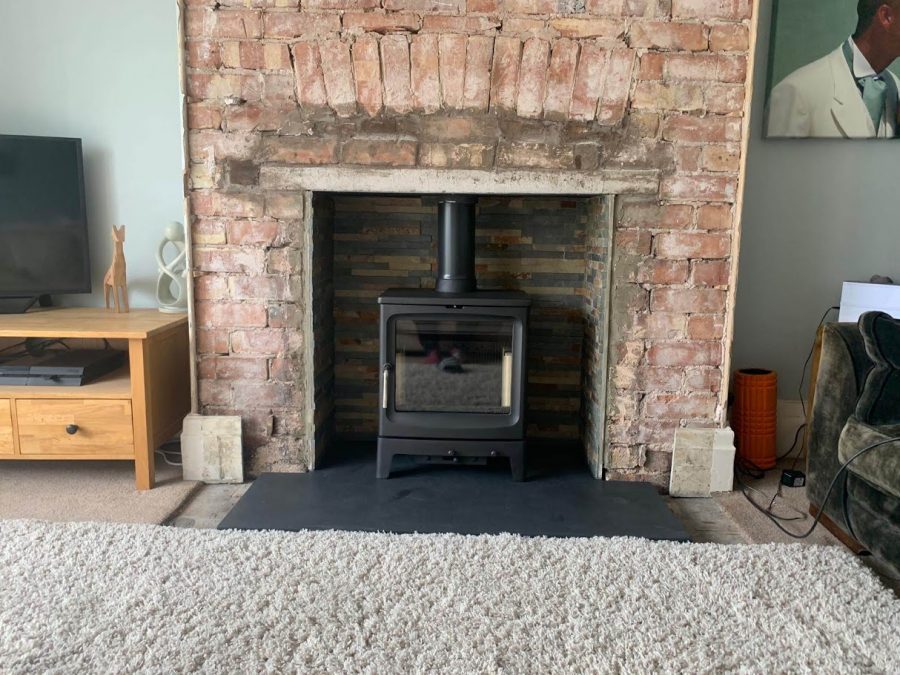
[65,424,79,435]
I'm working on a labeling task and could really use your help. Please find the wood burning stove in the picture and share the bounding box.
[377,196,531,480]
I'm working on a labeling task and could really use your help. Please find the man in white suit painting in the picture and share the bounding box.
[767,0,900,138]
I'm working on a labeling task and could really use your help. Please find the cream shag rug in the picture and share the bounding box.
[1,521,898,674]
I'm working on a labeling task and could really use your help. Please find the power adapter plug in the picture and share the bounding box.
[781,469,806,488]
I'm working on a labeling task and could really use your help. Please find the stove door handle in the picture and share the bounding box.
[382,364,392,410]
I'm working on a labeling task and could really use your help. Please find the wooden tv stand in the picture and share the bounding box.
[0,308,190,490]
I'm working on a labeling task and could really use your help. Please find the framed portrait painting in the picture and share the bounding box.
[765,0,900,139]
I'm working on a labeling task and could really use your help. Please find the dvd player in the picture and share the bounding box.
[0,349,126,386]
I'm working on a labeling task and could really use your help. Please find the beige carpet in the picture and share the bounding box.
[1,521,898,674]
[0,460,199,524]
[717,460,840,547]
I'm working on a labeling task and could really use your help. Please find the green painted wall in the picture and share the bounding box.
[0,0,184,308]
[768,0,900,96]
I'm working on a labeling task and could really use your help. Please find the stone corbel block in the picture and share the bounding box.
[669,427,735,498]
[181,413,244,484]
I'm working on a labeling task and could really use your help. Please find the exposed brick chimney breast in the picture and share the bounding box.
[184,0,754,485]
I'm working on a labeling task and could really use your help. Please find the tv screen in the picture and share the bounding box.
[0,135,91,298]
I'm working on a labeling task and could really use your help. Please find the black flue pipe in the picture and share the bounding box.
[435,195,477,294]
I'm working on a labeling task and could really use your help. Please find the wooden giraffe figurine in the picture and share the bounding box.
[103,225,129,313]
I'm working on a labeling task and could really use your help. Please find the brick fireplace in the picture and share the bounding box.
[184,0,754,486]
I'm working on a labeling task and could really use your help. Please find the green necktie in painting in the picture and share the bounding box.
[842,41,888,131]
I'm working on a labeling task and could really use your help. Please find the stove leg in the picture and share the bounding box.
[376,449,394,479]
[509,449,526,482]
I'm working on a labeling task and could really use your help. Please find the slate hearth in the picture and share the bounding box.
[218,443,689,541]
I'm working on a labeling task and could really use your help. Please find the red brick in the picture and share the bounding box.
[632,81,703,112]
[700,143,740,172]
[709,24,749,51]
[343,12,420,33]
[673,0,751,19]
[352,35,383,116]
[194,274,229,301]
[718,55,747,83]
[628,21,708,51]
[660,174,736,201]
[656,232,730,259]
[411,34,442,114]
[636,259,690,284]
[597,49,635,124]
[501,18,546,35]
[231,329,289,355]
[647,341,721,367]
[423,15,500,33]
[496,142,574,169]
[262,12,340,37]
[197,328,230,355]
[543,39,579,120]
[684,366,722,389]
[419,143,495,168]
[615,230,652,255]
[698,204,732,230]
[226,219,281,245]
[195,301,268,328]
[186,40,221,69]
[618,202,693,229]
[570,42,605,122]
[687,315,726,340]
[223,103,294,132]
[341,139,418,166]
[187,8,263,39]
[199,380,233,407]
[551,18,624,38]
[468,0,500,11]
[188,104,222,130]
[660,54,720,81]
[639,53,665,80]
[662,115,730,142]
[705,84,745,114]
[262,136,338,164]
[643,393,717,419]
[194,246,266,274]
[192,219,227,245]
[504,0,556,13]
[490,36,522,113]
[381,35,413,114]
[516,38,550,119]
[228,275,291,301]
[232,383,293,409]
[439,34,467,109]
[265,193,305,219]
[384,0,464,9]
[650,287,726,313]
[691,259,730,286]
[463,36,494,112]
[319,40,357,116]
[191,191,265,218]
[674,146,702,172]
[304,0,378,8]
[292,43,328,108]
[212,357,268,381]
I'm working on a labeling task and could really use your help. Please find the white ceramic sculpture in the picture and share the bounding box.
[156,221,188,314]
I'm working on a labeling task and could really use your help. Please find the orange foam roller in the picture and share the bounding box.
[732,368,777,471]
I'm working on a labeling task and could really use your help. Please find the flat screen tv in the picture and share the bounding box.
[0,135,91,312]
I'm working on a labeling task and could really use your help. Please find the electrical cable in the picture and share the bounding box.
[155,447,183,467]
[739,436,900,539]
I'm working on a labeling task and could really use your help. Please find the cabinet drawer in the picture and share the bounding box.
[0,399,13,455]
[16,399,134,457]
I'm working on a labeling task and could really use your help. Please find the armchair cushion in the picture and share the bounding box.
[839,415,900,500]
[856,311,900,426]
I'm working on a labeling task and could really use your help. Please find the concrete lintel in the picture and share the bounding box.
[259,166,660,196]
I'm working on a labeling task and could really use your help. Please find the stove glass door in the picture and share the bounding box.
[392,316,515,414]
